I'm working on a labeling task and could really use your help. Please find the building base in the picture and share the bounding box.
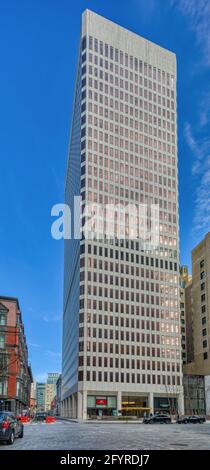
[61,389,184,420]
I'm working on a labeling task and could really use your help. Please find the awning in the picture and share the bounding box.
[121,407,151,411]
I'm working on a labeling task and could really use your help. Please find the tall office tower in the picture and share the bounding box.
[62,10,184,419]
[184,232,210,376]
[45,373,60,411]
[36,383,46,412]
[47,373,60,385]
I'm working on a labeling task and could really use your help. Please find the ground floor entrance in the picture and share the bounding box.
[61,389,184,419]
[121,396,150,417]
[87,395,117,418]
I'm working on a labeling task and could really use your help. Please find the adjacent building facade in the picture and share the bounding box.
[0,296,32,414]
[45,383,55,411]
[45,373,60,411]
[183,374,205,416]
[62,9,184,419]
[56,374,62,416]
[182,233,210,415]
[184,232,210,375]
[30,381,37,413]
[180,266,192,364]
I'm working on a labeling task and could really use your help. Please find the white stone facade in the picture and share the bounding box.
[62,9,184,419]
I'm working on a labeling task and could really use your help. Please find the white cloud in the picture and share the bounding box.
[184,123,210,236]
[184,123,210,174]
[184,123,203,170]
[43,315,49,322]
[193,168,210,233]
[46,350,61,359]
[28,342,41,348]
[171,0,210,66]
[171,1,210,237]
[35,372,48,383]
[43,314,61,323]
[199,92,210,128]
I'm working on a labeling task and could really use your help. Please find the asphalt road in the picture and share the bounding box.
[1,420,210,450]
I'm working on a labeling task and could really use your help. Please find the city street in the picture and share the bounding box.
[0,420,210,450]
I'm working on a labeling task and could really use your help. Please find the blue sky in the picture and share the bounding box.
[0,0,209,382]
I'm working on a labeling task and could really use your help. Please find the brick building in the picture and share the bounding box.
[0,296,32,414]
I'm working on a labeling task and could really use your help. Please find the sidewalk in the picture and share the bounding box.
[57,417,210,424]
[57,417,176,424]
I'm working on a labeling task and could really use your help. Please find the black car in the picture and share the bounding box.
[143,413,171,424]
[0,412,24,445]
[177,415,206,424]
[33,412,48,422]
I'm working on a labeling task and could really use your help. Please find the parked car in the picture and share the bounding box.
[195,415,206,423]
[177,416,189,424]
[177,415,206,424]
[33,412,48,422]
[143,413,171,424]
[0,411,24,445]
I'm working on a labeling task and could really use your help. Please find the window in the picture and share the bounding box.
[81,36,86,51]
[200,260,204,269]
[202,328,207,337]
[0,313,6,326]
[0,305,8,326]
[204,352,208,360]
[16,381,20,397]
[0,380,7,395]
[78,371,83,381]
[0,334,5,348]
[201,294,205,302]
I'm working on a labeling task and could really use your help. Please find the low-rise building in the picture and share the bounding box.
[0,296,32,414]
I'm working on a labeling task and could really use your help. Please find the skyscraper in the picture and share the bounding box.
[62,9,184,419]
[36,383,46,412]
[45,373,60,411]
[47,373,60,385]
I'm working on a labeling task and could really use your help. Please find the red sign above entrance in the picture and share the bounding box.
[96,398,107,406]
